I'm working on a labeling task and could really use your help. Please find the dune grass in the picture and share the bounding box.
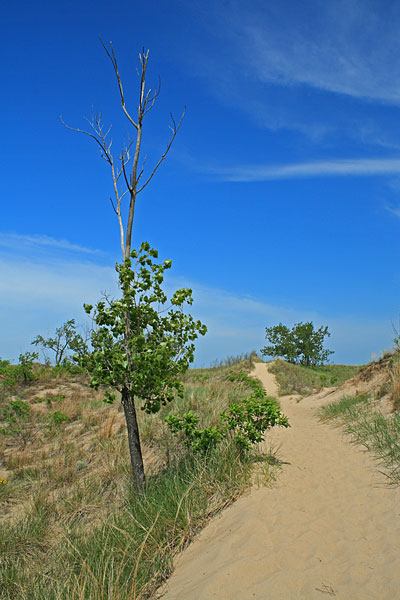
[1,441,252,600]
[319,392,400,485]
[390,355,400,411]
[269,359,363,396]
[0,355,269,599]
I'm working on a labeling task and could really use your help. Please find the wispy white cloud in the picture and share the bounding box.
[385,203,400,219]
[208,157,400,182]
[226,1,400,104]
[0,238,393,366]
[0,233,103,256]
[181,1,400,142]
[0,256,116,309]
[0,252,118,361]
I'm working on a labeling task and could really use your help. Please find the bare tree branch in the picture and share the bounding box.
[63,41,184,260]
[120,149,133,192]
[143,76,161,116]
[60,115,112,163]
[136,155,147,186]
[99,37,139,131]
[115,140,133,184]
[137,108,185,194]
[109,197,118,216]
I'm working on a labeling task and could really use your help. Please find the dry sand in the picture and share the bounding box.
[159,362,400,599]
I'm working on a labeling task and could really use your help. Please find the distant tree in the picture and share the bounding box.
[261,321,334,367]
[61,41,204,492]
[32,319,87,366]
[17,351,39,383]
[260,323,298,364]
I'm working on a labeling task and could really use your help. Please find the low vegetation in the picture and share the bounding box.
[0,355,280,599]
[319,353,400,484]
[166,370,289,452]
[390,355,400,411]
[269,359,363,396]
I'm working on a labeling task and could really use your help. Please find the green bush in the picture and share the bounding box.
[221,395,289,449]
[0,399,32,447]
[47,411,70,427]
[0,353,39,387]
[165,412,223,453]
[166,371,289,452]
[1,398,31,428]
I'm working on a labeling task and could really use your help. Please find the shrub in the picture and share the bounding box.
[0,398,32,447]
[0,353,39,387]
[221,395,289,449]
[166,371,289,452]
[47,411,70,427]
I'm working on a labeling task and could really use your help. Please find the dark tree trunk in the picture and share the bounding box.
[121,386,145,492]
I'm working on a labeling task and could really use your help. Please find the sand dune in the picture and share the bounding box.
[158,362,400,599]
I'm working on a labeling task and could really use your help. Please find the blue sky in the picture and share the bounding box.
[1,0,400,366]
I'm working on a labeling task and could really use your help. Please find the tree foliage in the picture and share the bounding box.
[81,242,207,489]
[261,321,334,367]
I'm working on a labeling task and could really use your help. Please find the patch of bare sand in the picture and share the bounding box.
[158,362,400,599]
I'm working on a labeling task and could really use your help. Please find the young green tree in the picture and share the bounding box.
[62,42,204,491]
[261,321,334,366]
[82,243,206,491]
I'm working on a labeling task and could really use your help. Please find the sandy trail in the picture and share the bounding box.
[159,363,400,599]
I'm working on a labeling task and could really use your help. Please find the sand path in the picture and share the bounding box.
[159,363,400,599]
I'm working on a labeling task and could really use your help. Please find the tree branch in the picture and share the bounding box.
[137,108,185,194]
[143,75,161,116]
[60,115,112,164]
[99,37,139,131]
[120,148,133,192]
[109,197,118,215]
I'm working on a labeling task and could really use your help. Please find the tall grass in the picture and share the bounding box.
[0,359,266,599]
[390,355,400,411]
[269,359,362,396]
[1,441,252,600]
[319,394,400,484]
[208,351,259,369]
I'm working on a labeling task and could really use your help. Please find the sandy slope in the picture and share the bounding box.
[158,362,400,599]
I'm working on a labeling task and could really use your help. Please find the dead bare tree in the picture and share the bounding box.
[60,38,185,259]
